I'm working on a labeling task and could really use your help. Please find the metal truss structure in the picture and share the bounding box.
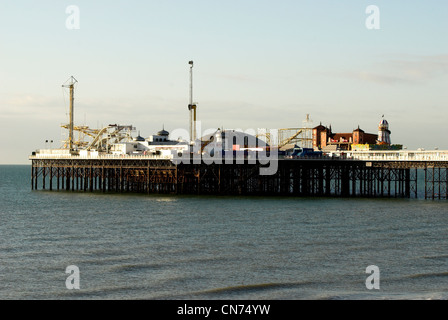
[32,159,448,199]
[60,124,135,152]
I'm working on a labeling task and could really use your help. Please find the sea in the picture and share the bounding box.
[1,164,448,300]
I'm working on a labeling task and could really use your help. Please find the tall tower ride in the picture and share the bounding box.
[188,61,197,143]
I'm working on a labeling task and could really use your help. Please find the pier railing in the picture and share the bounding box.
[29,154,173,160]
[30,149,448,162]
[343,150,448,162]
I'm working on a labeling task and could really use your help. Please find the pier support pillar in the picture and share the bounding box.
[49,167,53,191]
[42,167,46,190]
[31,164,35,190]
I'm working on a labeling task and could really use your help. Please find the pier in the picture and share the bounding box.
[29,150,448,199]
[28,74,448,200]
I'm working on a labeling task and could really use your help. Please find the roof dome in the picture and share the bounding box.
[219,129,269,147]
[133,131,146,141]
[134,135,145,142]
[157,129,169,136]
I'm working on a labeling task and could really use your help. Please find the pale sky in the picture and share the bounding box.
[1,0,447,164]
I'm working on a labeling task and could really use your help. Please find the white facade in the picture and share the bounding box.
[32,128,189,158]
[110,129,189,156]
[110,142,138,155]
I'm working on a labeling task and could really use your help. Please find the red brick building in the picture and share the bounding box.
[313,124,377,151]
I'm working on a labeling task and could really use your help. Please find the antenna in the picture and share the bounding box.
[62,76,78,152]
[189,61,193,106]
[188,61,197,143]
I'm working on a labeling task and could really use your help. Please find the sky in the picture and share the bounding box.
[0,0,447,164]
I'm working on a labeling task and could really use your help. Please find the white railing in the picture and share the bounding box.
[29,154,173,160]
[29,150,448,162]
[342,150,448,162]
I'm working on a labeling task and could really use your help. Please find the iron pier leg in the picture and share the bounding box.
[42,167,46,190]
[405,168,410,198]
[49,167,53,191]
[89,166,93,192]
[31,164,34,190]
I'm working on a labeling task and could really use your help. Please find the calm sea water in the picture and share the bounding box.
[1,165,448,300]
